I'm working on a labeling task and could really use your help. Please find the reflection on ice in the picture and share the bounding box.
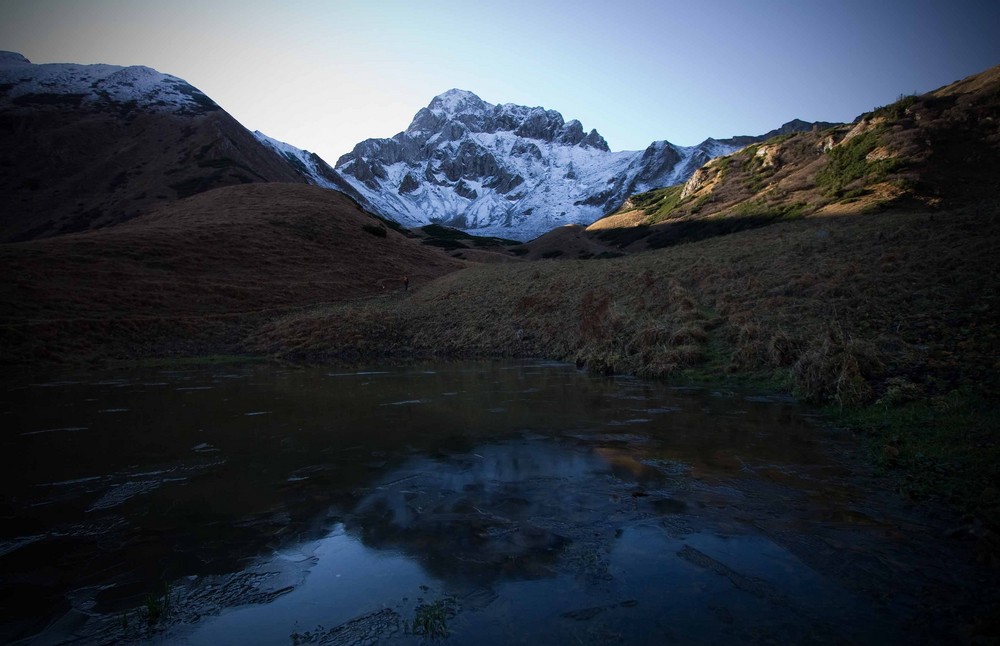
[1,360,994,645]
[341,437,684,592]
[181,527,428,645]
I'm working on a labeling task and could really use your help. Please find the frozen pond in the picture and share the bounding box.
[0,361,992,643]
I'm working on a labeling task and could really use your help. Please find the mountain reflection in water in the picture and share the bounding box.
[1,361,994,644]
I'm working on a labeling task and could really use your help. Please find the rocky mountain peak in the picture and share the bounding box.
[330,89,736,240]
[776,118,816,133]
[408,89,608,150]
[428,88,489,116]
[280,84,846,241]
[327,90,842,240]
[582,128,610,152]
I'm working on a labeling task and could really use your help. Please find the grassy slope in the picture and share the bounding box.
[583,65,1000,257]
[0,183,464,363]
[251,205,998,402]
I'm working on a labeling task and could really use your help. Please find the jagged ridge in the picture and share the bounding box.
[329,89,822,240]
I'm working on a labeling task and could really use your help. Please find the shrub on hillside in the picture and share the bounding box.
[792,325,884,406]
[815,128,902,197]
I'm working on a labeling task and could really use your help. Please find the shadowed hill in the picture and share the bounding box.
[0,183,464,362]
[0,55,309,242]
[0,104,309,243]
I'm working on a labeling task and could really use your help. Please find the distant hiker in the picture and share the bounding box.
[403,276,409,291]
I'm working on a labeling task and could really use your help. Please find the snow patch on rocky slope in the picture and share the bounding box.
[331,89,742,240]
[0,51,219,114]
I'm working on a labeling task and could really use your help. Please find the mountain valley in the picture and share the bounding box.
[1,52,998,552]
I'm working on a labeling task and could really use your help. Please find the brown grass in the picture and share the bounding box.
[0,183,464,363]
[249,201,999,407]
[4,70,999,395]
[4,184,996,412]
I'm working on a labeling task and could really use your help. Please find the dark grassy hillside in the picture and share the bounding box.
[0,183,464,363]
[251,204,998,404]
[0,103,306,242]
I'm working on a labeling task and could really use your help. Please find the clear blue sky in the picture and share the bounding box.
[2,0,998,162]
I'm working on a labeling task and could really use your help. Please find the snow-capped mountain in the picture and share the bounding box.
[0,51,218,114]
[2,50,833,244]
[330,89,744,240]
[0,52,305,241]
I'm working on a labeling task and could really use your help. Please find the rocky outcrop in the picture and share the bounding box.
[398,172,420,194]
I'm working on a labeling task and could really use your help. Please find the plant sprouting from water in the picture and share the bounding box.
[411,598,457,638]
[143,582,172,626]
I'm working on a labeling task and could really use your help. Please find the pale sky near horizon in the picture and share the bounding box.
[2,0,998,163]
